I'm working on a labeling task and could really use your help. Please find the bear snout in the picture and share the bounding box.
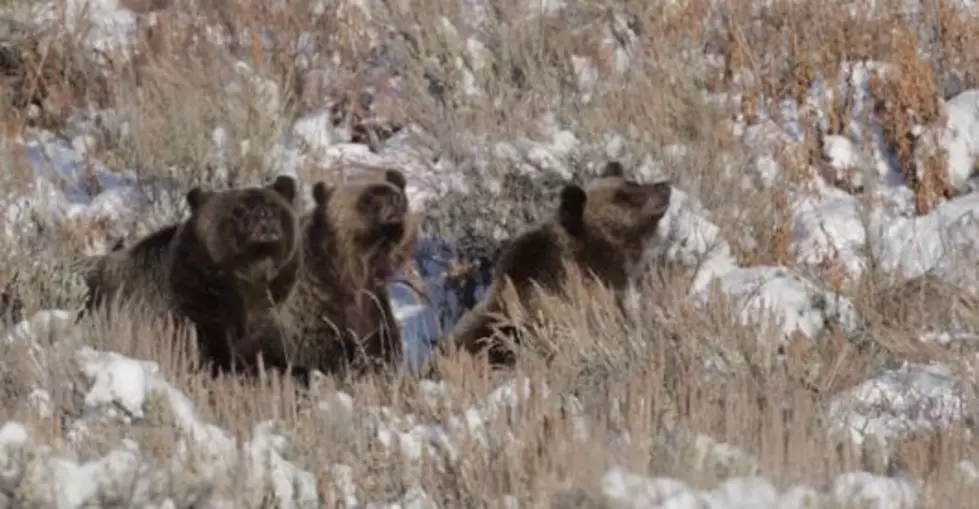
[651,181,671,200]
[248,222,283,244]
[241,204,286,244]
[644,182,672,216]
[379,209,405,225]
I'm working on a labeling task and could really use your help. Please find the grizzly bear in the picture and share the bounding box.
[167,175,306,382]
[439,161,672,368]
[282,169,419,380]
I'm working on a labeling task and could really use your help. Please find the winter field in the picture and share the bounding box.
[3,0,979,507]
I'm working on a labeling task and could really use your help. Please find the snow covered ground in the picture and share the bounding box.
[3,0,979,506]
[0,310,945,508]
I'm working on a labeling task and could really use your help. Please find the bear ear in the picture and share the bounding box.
[383,169,407,191]
[558,184,587,235]
[312,181,334,207]
[185,187,214,212]
[601,160,625,178]
[269,175,298,203]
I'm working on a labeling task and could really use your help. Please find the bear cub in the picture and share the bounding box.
[441,161,672,367]
[283,169,418,380]
[168,175,305,381]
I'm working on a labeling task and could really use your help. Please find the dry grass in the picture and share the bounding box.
[1,261,977,506]
[0,0,978,506]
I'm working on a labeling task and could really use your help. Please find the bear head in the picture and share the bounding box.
[309,170,416,279]
[185,175,300,282]
[558,160,672,245]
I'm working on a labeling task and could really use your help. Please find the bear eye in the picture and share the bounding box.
[391,191,405,208]
[616,187,646,206]
[364,186,397,206]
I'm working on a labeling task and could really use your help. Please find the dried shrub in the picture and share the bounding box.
[868,25,948,214]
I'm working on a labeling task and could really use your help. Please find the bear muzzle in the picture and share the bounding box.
[248,223,283,244]
[245,207,286,245]
[643,181,672,217]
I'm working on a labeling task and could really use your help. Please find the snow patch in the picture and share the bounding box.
[694,266,861,341]
[930,88,979,192]
[601,466,918,509]
[793,188,979,284]
[2,311,320,508]
[32,0,139,60]
[829,362,968,446]
[651,185,860,343]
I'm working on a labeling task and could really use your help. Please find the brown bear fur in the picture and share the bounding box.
[167,175,304,381]
[282,169,419,380]
[439,161,672,368]
[78,223,180,320]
